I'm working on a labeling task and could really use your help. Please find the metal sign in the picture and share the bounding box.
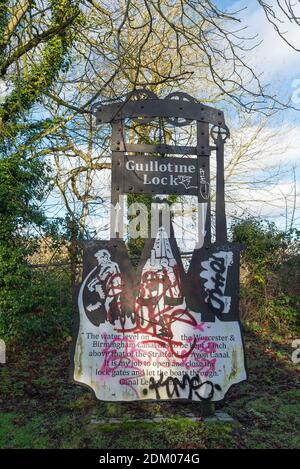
[71,90,247,403]
[123,155,200,196]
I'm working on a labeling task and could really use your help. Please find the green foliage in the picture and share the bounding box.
[127,193,153,258]
[231,217,299,329]
[0,413,50,449]
[232,217,288,278]
[0,154,52,340]
[162,418,205,448]
[21,268,72,343]
[228,390,300,449]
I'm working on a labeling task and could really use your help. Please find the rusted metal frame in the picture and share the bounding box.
[112,142,196,155]
[215,133,227,244]
[196,121,211,247]
[110,122,125,239]
[95,99,225,128]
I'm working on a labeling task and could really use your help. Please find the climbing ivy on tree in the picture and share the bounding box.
[0,151,51,339]
[0,1,81,339]
[0,0,81,138]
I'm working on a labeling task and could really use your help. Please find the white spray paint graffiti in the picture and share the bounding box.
[84,249,123,325]
[200,251,233,314]
[73,229,246,401]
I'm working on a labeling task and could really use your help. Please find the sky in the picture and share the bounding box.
[213,0,300,230]
[217,0,300,105]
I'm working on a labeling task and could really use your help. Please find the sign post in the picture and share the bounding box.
[71,90,247,408]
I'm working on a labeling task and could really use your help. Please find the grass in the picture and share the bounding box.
[0,323,299,449]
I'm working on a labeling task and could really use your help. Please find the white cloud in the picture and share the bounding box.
[230,1,300,81]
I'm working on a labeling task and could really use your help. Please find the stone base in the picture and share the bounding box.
[204,411,235,422]
[90,410,235,425]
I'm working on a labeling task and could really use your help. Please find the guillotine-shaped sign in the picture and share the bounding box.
[72,90,247,402]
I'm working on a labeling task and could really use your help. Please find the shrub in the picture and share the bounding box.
[231,217,299,330]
